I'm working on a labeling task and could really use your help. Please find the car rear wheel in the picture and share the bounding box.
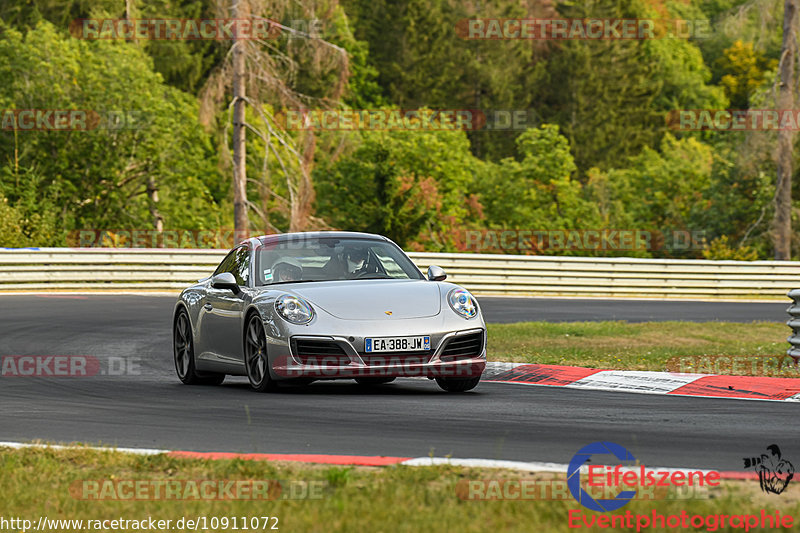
[354,377,396,386]
[174,309,225,385]
[435,376,480,392]
[244,314,277,392]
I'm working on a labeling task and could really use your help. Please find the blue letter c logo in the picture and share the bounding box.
[567,441,637,512]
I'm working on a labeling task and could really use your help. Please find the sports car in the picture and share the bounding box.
[173,231,486,392]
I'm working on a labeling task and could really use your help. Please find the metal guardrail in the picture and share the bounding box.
[1,248,799,298]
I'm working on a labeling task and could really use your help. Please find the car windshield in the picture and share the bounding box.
[255,237,424,286]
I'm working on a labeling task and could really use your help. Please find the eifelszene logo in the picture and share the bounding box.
[743,445,795,495]
[567,442,720,512]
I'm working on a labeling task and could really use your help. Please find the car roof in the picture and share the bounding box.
[249,231,390,247]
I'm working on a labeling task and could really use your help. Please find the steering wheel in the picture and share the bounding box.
[354,270,388,279]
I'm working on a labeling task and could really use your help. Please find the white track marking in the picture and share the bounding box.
[0,441,166,455]
[566,370,705,394]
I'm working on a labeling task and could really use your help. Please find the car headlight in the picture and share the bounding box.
[275,294,314,324]
[448,288,478,319]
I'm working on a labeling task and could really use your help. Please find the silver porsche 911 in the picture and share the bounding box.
[172,231,486,392]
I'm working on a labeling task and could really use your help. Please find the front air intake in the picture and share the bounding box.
[292,339,350,365]
[440,332,483,360]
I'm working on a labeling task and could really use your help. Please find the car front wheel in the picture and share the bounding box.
[244,314,277,392]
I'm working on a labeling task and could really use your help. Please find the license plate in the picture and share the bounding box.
[365,336,430,353]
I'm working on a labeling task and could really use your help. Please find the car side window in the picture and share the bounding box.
[213,247,250,286]
[233,247,250,286]
[213,250,237,277]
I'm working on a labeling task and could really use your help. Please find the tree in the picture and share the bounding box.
[716,40,778,108]
[231,0,249,239]
[201,0,351,235]
[340,0,545,160]
[478,124,600,250]
[313,124,484,249]
[774,0,797,260]
[587,134,715,257]
[0,21,223,244]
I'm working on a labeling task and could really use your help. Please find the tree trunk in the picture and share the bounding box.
[774,0,798,260]
[146,176,164,247]
[289,131,316,232]
[232,0,250,244]
[124,0,135,44]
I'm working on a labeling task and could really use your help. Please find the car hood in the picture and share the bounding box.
[289,279,441,320]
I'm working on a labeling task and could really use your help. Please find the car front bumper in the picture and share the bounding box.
[269,327,486,380]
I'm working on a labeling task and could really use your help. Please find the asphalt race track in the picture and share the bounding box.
[0,294,796,471]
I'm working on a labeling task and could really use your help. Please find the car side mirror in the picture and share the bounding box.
[427,265,447,281]
[211,272,240,294]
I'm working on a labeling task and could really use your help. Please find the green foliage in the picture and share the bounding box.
[0,0,795,259]
[594,135,714,232]
[586,135,718,257]
[0,164,64,245]
[0,21,223,245]
[692,137,775,259]
[314,122,483,249]
[324,466,354,487]
[0,0,119,31]
[0,0,227,95]
[702,235,759,260]
[525,0,728,173]
[136,0,228,95]
[478,124,599,233]
[341,0,539,160]
[716,40,777,107]
[0,193,26,247]
[303,4,386,108]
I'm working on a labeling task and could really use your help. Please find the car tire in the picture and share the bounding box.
[244,313,278,392]
[435,376,480,392]
[354,377,396,386]
[173,309,225,385]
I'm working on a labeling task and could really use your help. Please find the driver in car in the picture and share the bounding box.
[344,246,370,277]
[272,257,303,282]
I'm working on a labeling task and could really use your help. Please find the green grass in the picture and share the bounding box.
[2,446,798,533]
[487,321,798,376]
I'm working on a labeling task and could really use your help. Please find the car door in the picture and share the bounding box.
[201,246,250,365]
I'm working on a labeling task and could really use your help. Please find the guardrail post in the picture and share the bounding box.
[787,289,800,362]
